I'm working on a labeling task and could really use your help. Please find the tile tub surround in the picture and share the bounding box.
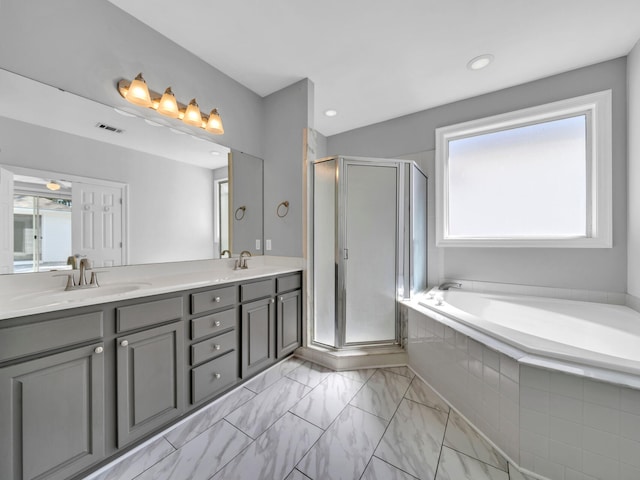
[407,304,640,480]
[84,355,530,480]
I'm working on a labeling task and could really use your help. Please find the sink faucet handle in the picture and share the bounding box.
[89,271,100,287]
[54,273,76,291]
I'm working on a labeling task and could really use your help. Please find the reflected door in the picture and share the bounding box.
[343,162,398,344]
[72,182,123,267]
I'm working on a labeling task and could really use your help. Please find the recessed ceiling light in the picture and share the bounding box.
[467,54,494,71]
[210,151,221,156]
[324,109,338,117]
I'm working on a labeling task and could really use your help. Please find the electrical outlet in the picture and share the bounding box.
[266,239,272,251]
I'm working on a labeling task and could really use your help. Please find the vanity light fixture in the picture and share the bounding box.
[117,73,225,135]
[46,181,61,191]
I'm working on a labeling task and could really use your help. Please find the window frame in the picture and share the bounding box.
[435,90,612,248]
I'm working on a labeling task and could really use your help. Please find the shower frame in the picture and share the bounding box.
[309,155,427,350]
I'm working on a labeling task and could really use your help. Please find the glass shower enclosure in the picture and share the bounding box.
[311,156,427,348]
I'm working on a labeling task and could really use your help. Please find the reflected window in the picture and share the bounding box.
[13,194,72,273]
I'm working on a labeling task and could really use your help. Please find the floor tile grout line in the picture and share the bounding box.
[442,444,510,474]
[371,455,421,480]
[432,409,452,480]
[357,376,412,480]
[293,368,383,479]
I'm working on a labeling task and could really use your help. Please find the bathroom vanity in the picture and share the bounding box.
[0,264,302,480]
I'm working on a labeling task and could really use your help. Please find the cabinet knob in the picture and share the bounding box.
[213,373,221,379]
[214,296,221,303]
[94,346,104,354]
[214,320,221,327]
[120,340,129,347]
[271,298,275,304]
[280,297,284,302]
[214,344,221,351]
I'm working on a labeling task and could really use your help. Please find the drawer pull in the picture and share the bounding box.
[94,346,104,354]
[213,344,221,351]
[120,340,129,347]
[213,373,221,379]
[214,296,221,303]
[214,320,222,327]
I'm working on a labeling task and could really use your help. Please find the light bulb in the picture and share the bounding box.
[125,73,152,107]
[157,87,179,118]
[183,98,203,127]
[205,109,224,134]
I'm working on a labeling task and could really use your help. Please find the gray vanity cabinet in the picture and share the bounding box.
[275,273,302,358]
[240,278,276,378]
[276,289,302,358]
[0,343,105,480]
[116,320,185,447]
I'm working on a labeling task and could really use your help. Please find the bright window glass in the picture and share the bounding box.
[435,90,612,248]
[447,115,587,238]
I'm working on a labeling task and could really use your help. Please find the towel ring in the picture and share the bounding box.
[234,205,246,220]
[276,201,289,218]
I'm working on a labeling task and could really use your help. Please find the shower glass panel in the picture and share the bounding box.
[343,163,397,344]
[313,158,337,347]
[311,156,427,350]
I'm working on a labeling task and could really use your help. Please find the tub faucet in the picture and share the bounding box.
[438,282,462,290]
[239,250,252,269]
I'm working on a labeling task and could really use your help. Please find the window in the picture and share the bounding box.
[435,90,612,247]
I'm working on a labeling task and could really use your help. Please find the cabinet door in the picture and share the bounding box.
[116,322,184,447]
[0,344,105,480]
[241,297,275,378]
[276,289,301,358]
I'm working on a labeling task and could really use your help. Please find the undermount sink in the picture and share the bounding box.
[11,282,152,306]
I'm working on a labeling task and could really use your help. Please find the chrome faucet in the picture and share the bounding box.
[220,249,231,258]
[438,282,462,290]
[56,257,100,291]
[239,250,252,269]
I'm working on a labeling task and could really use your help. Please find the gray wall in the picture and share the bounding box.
[628,41,640,297]
[0,0,264,158]
[0,117,216,265]
[329,59,628,292]
[263,79,313,257]
[0,0,315,260]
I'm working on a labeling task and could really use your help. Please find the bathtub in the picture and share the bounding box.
[417,288,640,386]
[407,288,640,479]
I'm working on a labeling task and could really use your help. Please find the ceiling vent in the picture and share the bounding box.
[95,122,124,134]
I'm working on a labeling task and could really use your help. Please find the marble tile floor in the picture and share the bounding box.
[86,357,536,480]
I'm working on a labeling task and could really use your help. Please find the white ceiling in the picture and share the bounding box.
[109,1,640,137]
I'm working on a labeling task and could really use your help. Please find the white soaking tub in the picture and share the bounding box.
[418,288,640,385]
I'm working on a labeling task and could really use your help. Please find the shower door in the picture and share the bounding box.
[340,160,398,345]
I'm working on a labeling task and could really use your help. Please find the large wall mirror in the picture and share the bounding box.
[0,68,264,275]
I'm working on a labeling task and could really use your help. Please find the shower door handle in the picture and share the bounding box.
[343,248,348,260]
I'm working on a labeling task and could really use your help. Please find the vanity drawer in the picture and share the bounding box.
[117,297,183,333]
[240,278,275,302]
[276,273,301,293]
[0,311,103,362]
[191,308,237,340]
[191,350,237,403]
[191,286,237,315]
[191,330,236,365]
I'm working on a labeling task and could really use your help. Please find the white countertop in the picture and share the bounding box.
[0,256,304,320]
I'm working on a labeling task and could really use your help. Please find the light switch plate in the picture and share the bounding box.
[266,239,272,251]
